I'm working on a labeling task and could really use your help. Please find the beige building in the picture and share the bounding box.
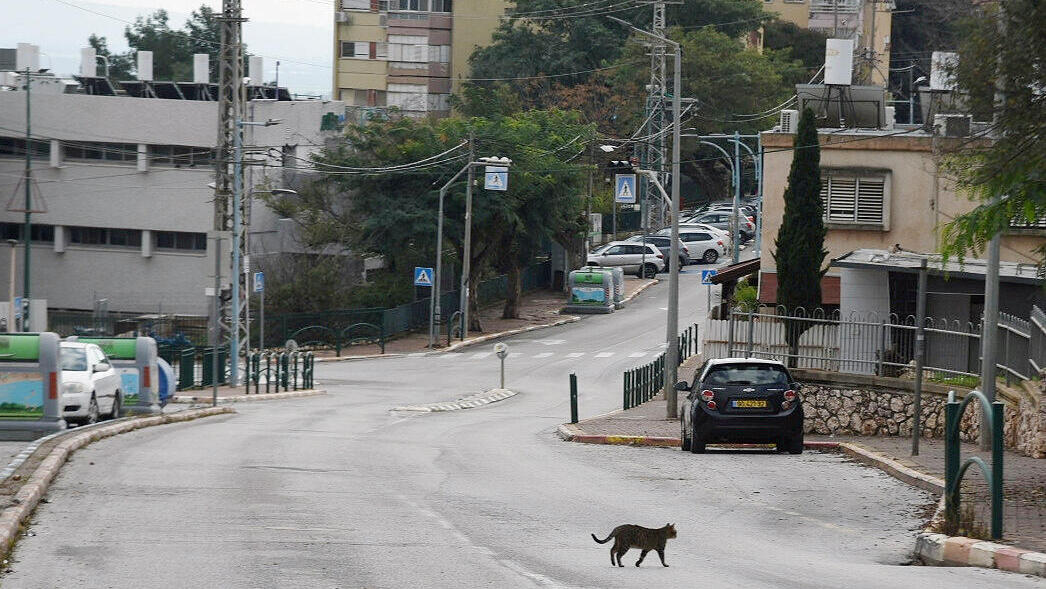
[757,128,1045,306]
[762,0,893,87]
[332,0,508,118]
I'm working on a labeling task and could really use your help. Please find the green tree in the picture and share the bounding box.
[86,5,235,82]
[266,111,591,326]
[772,107,827,366]
[940,1,1046,265]
[762,20,827,83]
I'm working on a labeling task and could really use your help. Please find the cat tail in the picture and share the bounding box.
[591,533,613,544]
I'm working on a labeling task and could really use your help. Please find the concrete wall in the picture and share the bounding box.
[450,0,508,93]
[838,267,889,374]
[762,0,810,27]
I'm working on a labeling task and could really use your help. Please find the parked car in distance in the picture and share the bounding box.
[655,228,726,264]
[677,358,804,454]
[587,241,665,277]
[688,211,755,241]
[624,235,691,266]
[677,222,732,250]
[59,342,122,425]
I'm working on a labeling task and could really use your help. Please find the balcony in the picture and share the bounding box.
[810,0,860,13]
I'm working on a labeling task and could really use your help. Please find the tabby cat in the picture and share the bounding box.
[591,523,677,567]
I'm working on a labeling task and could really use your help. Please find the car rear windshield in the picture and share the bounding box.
[703,363,790,386]
[60,348,88,372]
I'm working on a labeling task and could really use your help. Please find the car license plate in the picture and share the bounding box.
[732,399,767,408]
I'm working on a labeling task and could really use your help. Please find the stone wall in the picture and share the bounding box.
[795,369,1046,458]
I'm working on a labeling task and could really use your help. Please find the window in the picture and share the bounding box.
[69,227,107,245]
[394,0,429,10]
[703,363,790,386]
[0,223,53,242]
[342,0,370,9]
[820,173,887,226]
[155,231,207,251]
[63,142,137,163]
[68,226,142,247]
[430,0,451,11]
[341,41,377,59]
[0,137,49,160]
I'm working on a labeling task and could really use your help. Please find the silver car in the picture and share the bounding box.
[587,241,665,277]
[625,235,691,266]
[689,211,755,241]
[656,228,727,264]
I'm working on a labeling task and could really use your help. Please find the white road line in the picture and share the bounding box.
[533,352,554,359]
[594,352,615,358]
[566,353,585,358]
[628,352,647,358]
[471,352,492,359]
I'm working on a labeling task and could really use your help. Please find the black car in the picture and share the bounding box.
[677,358,804,454]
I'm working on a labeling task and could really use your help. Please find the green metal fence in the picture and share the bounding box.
[944,389,1004,539]
[245,351,314,393]
[157,345,229,391]
[622,324,699,410]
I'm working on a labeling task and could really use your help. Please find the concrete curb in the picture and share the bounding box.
[556,425,1046,578]
[618,278,659,306]
[169,389,326,404]
[0,406,234,559]
[314,317,582,362]
[393,388,517,412]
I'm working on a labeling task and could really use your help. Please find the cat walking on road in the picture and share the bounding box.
[591,523,677,567]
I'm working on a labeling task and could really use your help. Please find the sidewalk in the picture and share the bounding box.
[566,393,1046,554]
[311,277,657,358]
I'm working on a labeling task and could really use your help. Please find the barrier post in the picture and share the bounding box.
[569,373,578,424]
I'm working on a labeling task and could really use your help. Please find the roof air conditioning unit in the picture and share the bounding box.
[780,109,799,134]
[884,106,895,130]
[335,11,352,23]
[934,114,971,138]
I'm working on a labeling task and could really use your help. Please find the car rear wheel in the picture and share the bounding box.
[689,426,706,454]
[702,249,718,264]
[788,434,804,455]
[680,419,691,451]
[642,263,658,278]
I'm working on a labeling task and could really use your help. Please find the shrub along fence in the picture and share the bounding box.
[265,261,552,350]
[623,323,699,410]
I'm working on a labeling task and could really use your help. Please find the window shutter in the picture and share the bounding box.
[820,178,829,215]
[856,178,885,224]
[369,42,377,59]
[370,0,378,10]
[827,178,856,222]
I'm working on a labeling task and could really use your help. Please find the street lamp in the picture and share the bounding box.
[608,16,683,419]
[428,155,513,348]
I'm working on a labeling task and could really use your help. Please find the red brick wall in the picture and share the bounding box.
[758,272,840,305]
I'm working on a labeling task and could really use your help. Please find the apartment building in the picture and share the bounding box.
[757,126,1045,315]
[332,0,508,118]
[0,65,345,319]
[762,0,893,87]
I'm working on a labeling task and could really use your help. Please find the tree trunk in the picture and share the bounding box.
[468,274,483,333]
[502,265,523,319]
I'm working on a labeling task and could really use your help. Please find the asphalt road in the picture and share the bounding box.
[4,264,1042,588]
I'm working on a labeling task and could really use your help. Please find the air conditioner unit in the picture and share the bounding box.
[883,106,895,130]
[335,11,352,23]
[780,109,799,134]
[934,114,971,138]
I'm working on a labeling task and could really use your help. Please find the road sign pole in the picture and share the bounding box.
[259,287,265,351]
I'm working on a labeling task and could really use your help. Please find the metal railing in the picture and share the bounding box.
[622,324,698,410]
[157,345,229,391]
[945,389,1004,540]
[245,351,314,393]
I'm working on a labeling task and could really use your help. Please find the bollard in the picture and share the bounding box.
[293,352,299,391]
[265,352,272,394]
[494,342,508,389]
[569,373,579,424]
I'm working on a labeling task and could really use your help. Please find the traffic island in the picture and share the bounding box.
[169,387,327,404]
[392,388,517,412]
[0,406,234,560]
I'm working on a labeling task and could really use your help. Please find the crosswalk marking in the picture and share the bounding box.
[566,353,585,358]
[628,352,647,358]
[594,352,615,358]
[471,352,492,359]
[534,352,553,359]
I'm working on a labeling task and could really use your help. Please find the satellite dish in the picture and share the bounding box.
[285,339,299,354]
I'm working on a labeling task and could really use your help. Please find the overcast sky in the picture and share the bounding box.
[4,0,333,97]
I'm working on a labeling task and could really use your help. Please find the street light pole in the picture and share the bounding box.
[430,162,470,348]
[610,16,682,419]
[22,68,32,331]
[459,135,476,339]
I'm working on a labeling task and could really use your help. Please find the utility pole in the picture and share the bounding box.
[22,68,32,331]
[459,131,476,338]
[215,0,246,382]
[648,0,667,228]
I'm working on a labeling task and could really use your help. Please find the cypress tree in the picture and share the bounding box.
[772,107,827,365]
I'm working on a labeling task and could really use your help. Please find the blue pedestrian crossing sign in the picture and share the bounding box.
[414,267,435,287]
[701,269,717,285]
[615,174,637,204]
[484,166,508,191]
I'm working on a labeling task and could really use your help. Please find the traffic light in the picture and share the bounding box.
[607,159,639,173]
